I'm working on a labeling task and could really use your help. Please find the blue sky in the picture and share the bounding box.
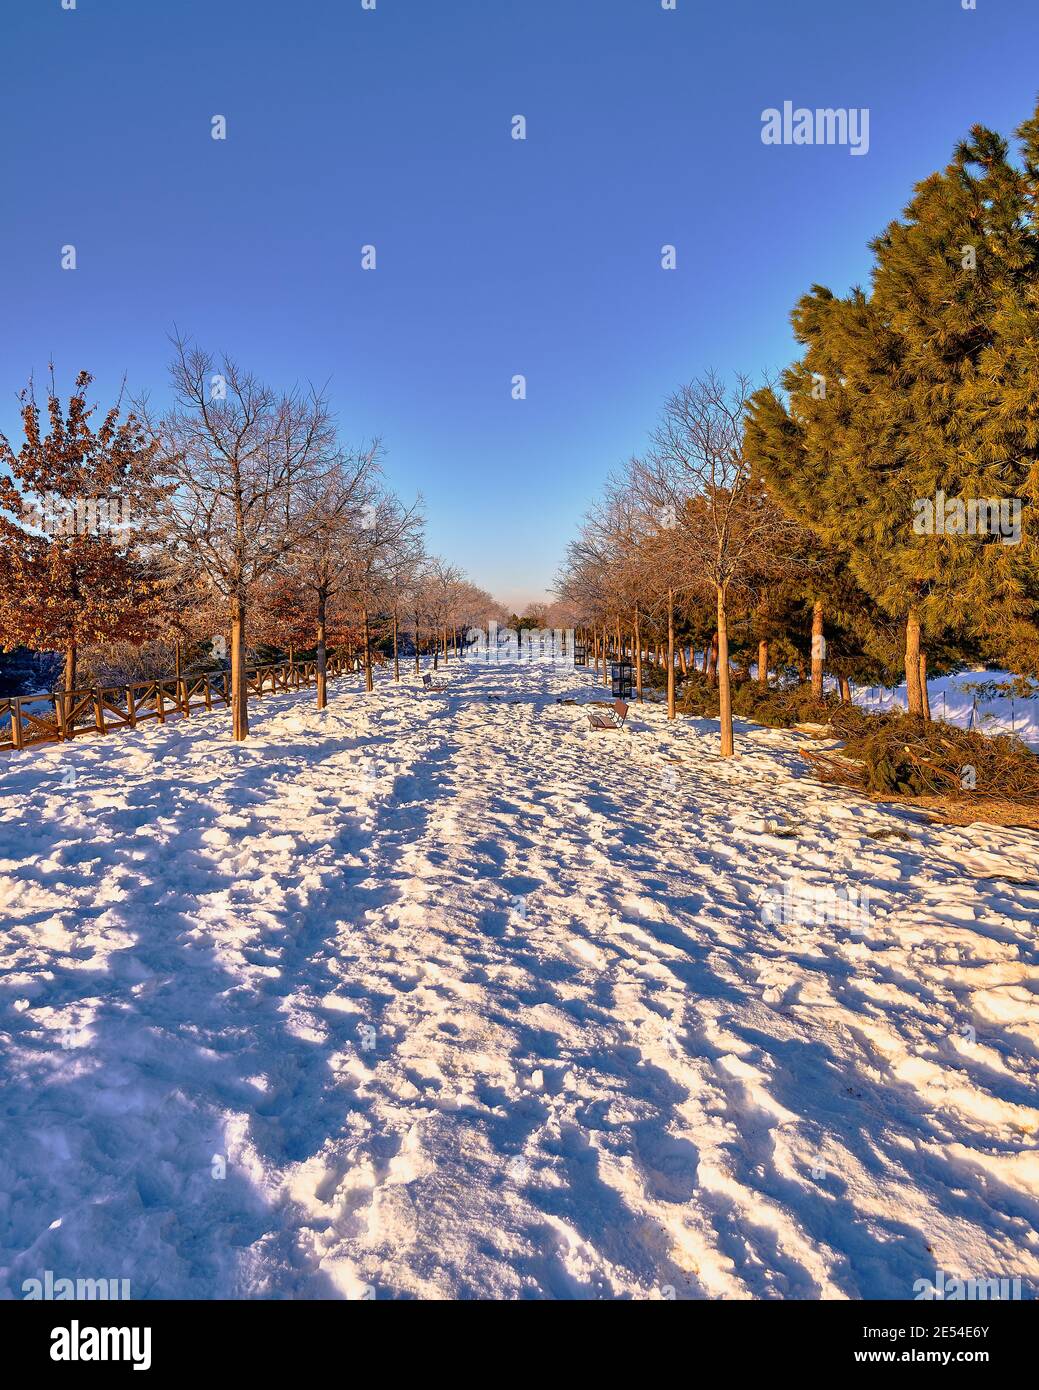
[2,0,1038,609]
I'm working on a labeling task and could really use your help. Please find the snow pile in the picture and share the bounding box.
[1,661,1037,1299]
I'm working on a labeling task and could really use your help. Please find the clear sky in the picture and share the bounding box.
[2,0,1038,610]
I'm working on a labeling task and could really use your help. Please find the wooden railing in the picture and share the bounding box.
[0,653,355,755]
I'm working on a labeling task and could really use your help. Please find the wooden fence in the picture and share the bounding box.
[0,653,354,755]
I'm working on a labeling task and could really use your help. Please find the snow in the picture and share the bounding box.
[848,668,1039,743]
[1,660,1037,1300]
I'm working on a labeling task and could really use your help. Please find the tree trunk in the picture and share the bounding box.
[757,639,768,687]
[62,641,77,726]
[706,631,719,686]
[667,588,676,721]
[905,608,923,715]
[678,643,687,676]
[602,624,610,687]
[316,586,328,709]
[717,588,734,758]
[363,608,373,692]
[839,675,852,703]
[811,599,824,698]
[393,610,400,680]
[633,608,643,704]
[231,593,249,740]
[919,652,931,721]
[414,617,421,674]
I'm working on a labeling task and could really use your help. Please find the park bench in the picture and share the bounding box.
[422,672,449,692]
[588,699,628,731]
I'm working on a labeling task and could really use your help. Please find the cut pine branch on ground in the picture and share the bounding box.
[801,705,1039,826]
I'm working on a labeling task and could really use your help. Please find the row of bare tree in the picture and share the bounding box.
[556,373,811,757]
[0,342,505,740]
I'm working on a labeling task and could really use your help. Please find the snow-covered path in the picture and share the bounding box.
[1,661,1038,1300]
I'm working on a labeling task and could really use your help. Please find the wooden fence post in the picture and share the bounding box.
[94,688,105,734]
[11,699,23,750]
[126,686,137,727]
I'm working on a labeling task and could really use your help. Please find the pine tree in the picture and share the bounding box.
[747,102,1039,706]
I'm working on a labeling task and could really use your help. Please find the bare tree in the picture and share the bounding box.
[417,559,463,671]
[143,337,341,739]
[292,445,382,708]
[595,477,659,704]
[557,526,613,686]
[382,510,426,681]
[634,372,800,757]
[346,488,423,692]
[457,582,502,654]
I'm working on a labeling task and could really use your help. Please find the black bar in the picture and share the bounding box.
[1,1296,1032,1376]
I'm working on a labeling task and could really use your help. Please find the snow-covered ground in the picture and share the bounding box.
[673,652,1039,742]
[849,669,1039,742]
[1,660,1037,1300]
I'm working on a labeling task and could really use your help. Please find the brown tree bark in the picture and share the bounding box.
[667,588,676,721]
[717,587,734,757]
[919,652,931,721]
[393,611,400,680]
[316,585,328,709]
[633,607,643,703]
[839,675,852,703]
[230,593,249,740]
[811,599,824,698]
[62,641,77,727]
[706,631,719,686]
[757,639,769,687]
[905,608,923,715]
[363,608,373,692]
